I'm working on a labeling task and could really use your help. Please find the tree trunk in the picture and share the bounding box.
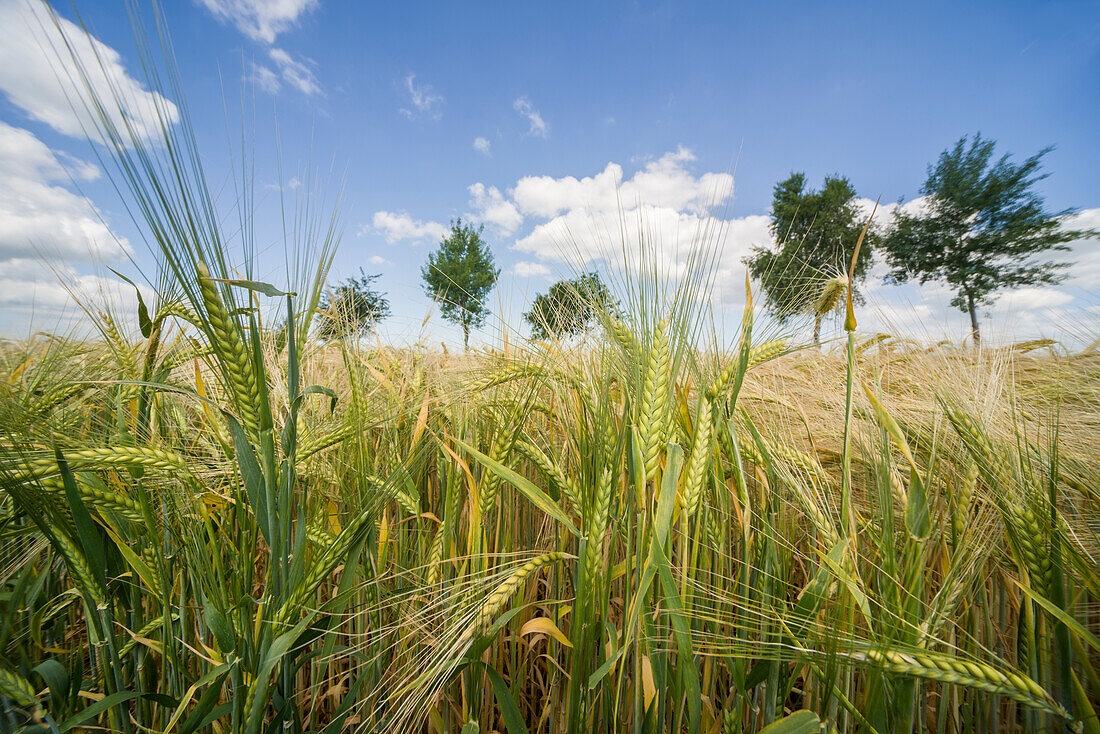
[813,316,822,347]
[966,292,981,347]
[463,323,470,351]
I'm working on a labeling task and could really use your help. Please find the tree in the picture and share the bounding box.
[422,219,500,349]
[525,271,616,340]
[315,270,390,340]
[745,173,875,344]
[881,134,1087,346]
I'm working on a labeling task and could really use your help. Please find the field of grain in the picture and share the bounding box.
[2,299,1098,732]
[1,7,1098,732]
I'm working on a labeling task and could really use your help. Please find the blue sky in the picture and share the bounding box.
[1,0,1097,345]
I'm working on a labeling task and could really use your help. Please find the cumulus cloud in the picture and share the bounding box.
[513,147,729,219]
[367,211,448,244]
[473,136,491,155]
[513,261,550,278]
[0,122,128,264]
[197,0,318,44]
[0,258,149,312]
[0,122,138,333]
[510,148,744,299]
[467,183,522,236]
[0,0,178,144]
[367,255,387,265]
[399,74,443,119]
[513,96,547,138]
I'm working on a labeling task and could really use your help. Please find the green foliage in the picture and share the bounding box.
[422,220,500,348]
[881,134,1090,344]
[524,271,615,340]
[315,270,390,340]
[745,173,875,325]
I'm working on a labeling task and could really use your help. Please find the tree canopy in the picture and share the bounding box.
[881,134,1086,345]
[315,270,390,340]
[745,173,875,343]
[421,219,500,349]
[524,271,615,340]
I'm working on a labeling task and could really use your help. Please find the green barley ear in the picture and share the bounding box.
[463,552,571,643]
[859,648,1067,718]
[196,261,261,437]
[607,315,640,360]
[953,460,979,540]
[584,467,614,592]
[681,399,714,516]
[747,338,787,368]
[425,524,446,587]
[639,318,670,478]
[516,439,581,514]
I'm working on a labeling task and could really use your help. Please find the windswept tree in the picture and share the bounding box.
[745,173,875,344]
[422,220,500,349]
[315,270,390,340]
[882,134,1086,346]
[524,271,616,340]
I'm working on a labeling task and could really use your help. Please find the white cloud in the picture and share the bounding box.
[399,74,443,119]
[367,254,387,265]
[467,183,522,236]
[508,149,762,307]
[0,122,128,264]
[473,136,491,155]
[249,63,281,94]
[265,47,321,95]
[197,0,318,44]
[513,261,550,278]
[0,0,178,144]
[513,96,548,138]
[367,211,448,244]
[0,259,147,310]
[852,195,933,229]
[0,122,137,334]
[1058,207,1100,288]
[513,147,729,219]
[996,287,1074,310]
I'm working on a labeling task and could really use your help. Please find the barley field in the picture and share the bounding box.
[1,6,1099,734]
[2,281,1099,732]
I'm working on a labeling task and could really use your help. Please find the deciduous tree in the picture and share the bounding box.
[422,220,500,349]
[524,271,615,340]
[882,134,1086,345]
[745,173,875,344]
[315,270,390,340]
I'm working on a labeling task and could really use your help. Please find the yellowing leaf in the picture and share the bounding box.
[411,393,431,448]
[327,500,342,534]
[520,617,572,648]
[641,656,656,711]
